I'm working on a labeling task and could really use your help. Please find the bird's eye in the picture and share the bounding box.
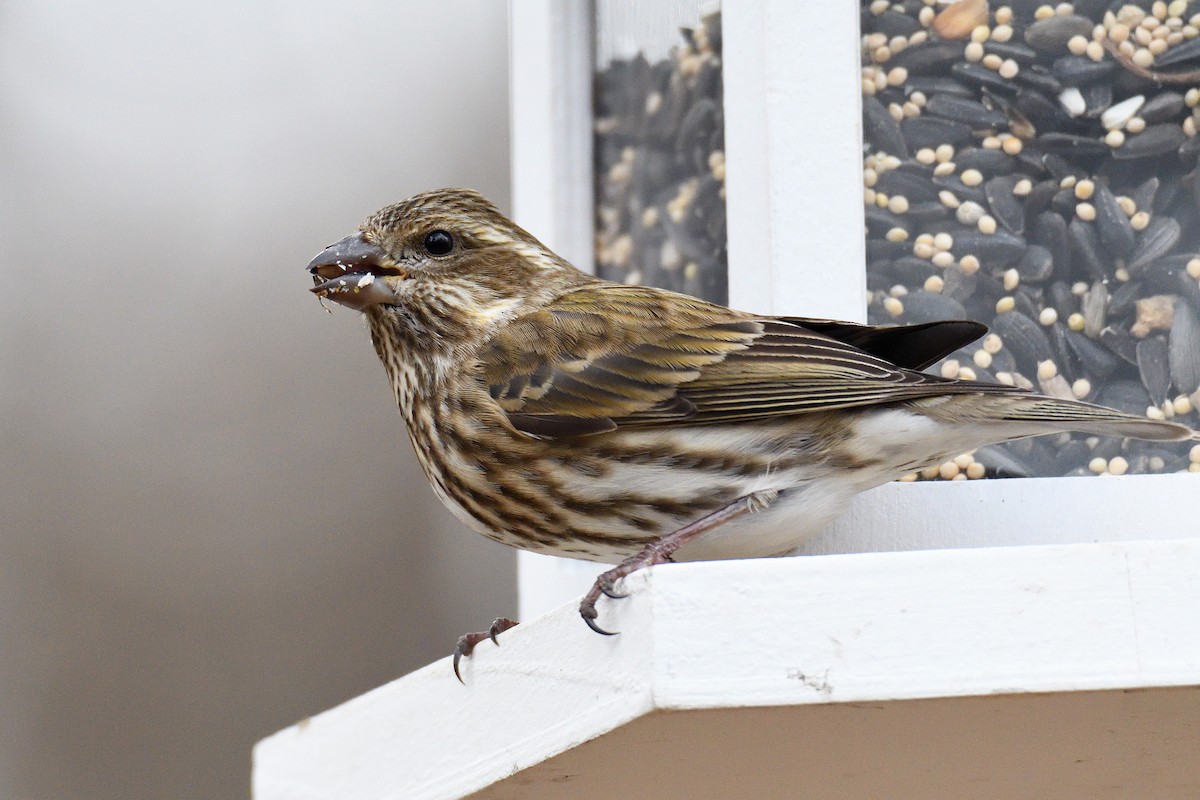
[422,229,454,257]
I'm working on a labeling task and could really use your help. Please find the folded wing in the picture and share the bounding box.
[477,284,1009,437]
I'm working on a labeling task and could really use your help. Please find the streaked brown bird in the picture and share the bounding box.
[307,188,1195,678]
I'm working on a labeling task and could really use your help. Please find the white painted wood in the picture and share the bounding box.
[516,473,1200,616]
[508,0,593,269]
[254,537,1200,799]
[723,0,866,320]
[802,472,1200,555]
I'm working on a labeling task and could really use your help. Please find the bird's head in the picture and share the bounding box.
[307,188,588,342]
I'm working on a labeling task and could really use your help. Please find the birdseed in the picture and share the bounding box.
[594,5,727,303]
[862,0,1200,479]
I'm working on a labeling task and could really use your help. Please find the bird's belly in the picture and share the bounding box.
[417,409,1003,565]
[528,423,841,562]
[669,480,858,561]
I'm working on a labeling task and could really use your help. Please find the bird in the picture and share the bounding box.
[306,187,1196,679]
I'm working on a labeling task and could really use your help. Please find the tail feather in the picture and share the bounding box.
[942,394,1195,441]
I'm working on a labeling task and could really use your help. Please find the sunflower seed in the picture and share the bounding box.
[1114,124,1188,161]
[951,62,1020,95]
[899,290,969,323]
[933,174,989,205]
[1096,379,1153,417]
[1164,260,1200,311]
[1131,176,1159,212]
[1069,219,1113,280]
[1101,95,1145,131]
[1040,368,1076,400]
[1024,15,1094,54]
[1153,37,1200,69]
[1065,328,1121,379]
[1108,279,1144,317]
[873,9,924,37]
[1101,326,1140,366]
[1031,211,1072,280]
[1128,216,1182,275]
[867,239,908,262]
[1016,243,1055,283]
[1047,321,1079,382]
[901,116,974,150]
[925,94,1009,129]
[991,310,1053,373]
[1051,55,1115,87]
[1051,188,1079,217]
[940,264,978,301]
[865,205,913,236]
[891,40,968,74]
[906,76,976,98]
[984,41,1039,66]
[907,201,953,225]
[1040,153,1084,182]
[1013,87,1065,132]
[1015,68,1064,96]
[955,147,1018,174]
[1022,179,1060,220]
[1081,83,1113,120]
[1058,87,1087,117]
[1037,132,1109,157]
[1047,281,1077,319]
[1179,135,1200,166]
[955,228,1029,265]
[1170,301,1200,396]
[1136,336,1172,406]
[1092,182,1137,259]
[985,174,1026,234]
[1082,281,1109,338]
[876,168,940,202]
[893,256,938,285]
[1137,93,1184,125]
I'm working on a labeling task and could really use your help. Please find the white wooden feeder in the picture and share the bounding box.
[254,2,1200,797]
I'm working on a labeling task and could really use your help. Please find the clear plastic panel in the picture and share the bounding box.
[860,0,1200,479]
[593,1,727,303]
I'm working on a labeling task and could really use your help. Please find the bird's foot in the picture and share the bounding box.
[577,491,782,635]
[578,544,677,635]
[452,617,518,683]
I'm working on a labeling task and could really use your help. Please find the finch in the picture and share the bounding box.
[307,188,1195,677]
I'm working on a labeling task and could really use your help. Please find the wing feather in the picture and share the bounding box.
[476,284,1016,436]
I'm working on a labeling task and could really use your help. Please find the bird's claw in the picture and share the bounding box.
[488,617,519,644]
[597,574,628,600]
[452,637,474,684]
[579,603,618,636]
[578,568,630,634]
[452,617,519,683]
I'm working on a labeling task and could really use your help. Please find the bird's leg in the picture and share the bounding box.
[579,490,781,635]
[453,617,519,683]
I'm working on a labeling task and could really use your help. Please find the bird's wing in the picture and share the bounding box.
[477,284,1011,437]
[781,317,986,370]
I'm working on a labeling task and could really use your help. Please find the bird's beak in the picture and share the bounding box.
[307,234,406,310]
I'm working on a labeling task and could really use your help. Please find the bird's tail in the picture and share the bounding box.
[931,393,1196,442]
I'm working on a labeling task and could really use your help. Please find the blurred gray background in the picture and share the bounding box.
[0,2,515,797]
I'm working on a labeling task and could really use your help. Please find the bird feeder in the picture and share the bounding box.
[511,0,1200,614]
[254,3,1200,798]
